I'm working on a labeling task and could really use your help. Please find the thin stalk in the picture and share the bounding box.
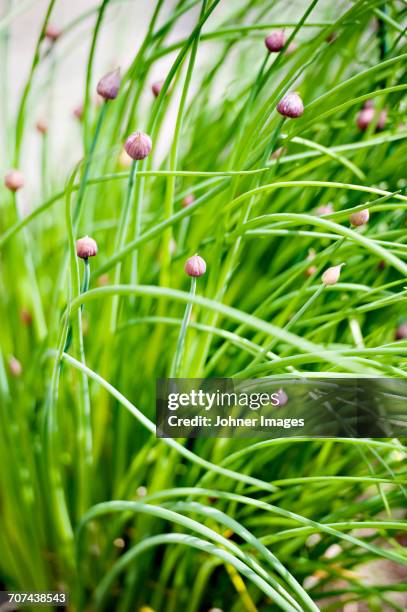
[76,258,93,517]
[159,0,208,290]
[0,0,11,161]
[110,160,138,331]
[73,100,108,225]
[82,0,110,152]
[170,276,196,377]
[14,0,56,166]
[247,284,326,372]
[13,192,47,340]
[40,131,48,200]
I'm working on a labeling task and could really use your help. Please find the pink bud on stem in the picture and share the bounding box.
[8,356,22,377]
[4,170,24,192]
[152,80,165,97]
[182,194,195,208]
[314,203,333,216]
[276,389,288,406]
[124,131,152,160]
[76,236,98,259]
[349,209,369,227]
[356,103,387,131]
[73,104,84,121]
[277,92,304,118]
[395,323,407,340]
[45,24,62,42]
[36,119,48,134]
[97,68,121,100]
[265,30,286,52]
[184,255,206,277]
[322,264,344,286]
[170,256,207,377]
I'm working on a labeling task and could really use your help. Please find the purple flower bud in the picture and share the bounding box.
[349,209,369,227]
[314,203,333,216]
[357,107,374,130]
[305,249,317,276]
[182,194,195,208]
[76,236,98,259]
[357,106,387,131]
[184,255,206,277]
[265,30,286,52]
[4,169,24,192]
[20,309,33,326]
[8,356,22,377]
[363,99,375,109]
[36,119,48,134]
[277,92,304,118]
[376,109,388,131]
[270,146,286,160]
[73,104,83,121]
[322,264,344,286]
[45,24,62,42]
[97,68,121,100]
[124,131,152,160]
[152,80,165,97]
[97,274,109,287]
[276,389,288,406]
[305,265,317,277]
[396,323,407,340]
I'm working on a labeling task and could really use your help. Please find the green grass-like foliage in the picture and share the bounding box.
[0,0,406,610]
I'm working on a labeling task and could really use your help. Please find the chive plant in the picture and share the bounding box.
[0,1,407,611]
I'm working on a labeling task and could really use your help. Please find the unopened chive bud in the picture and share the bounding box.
[45,24,62,42]
[349,208,369,227]
[324,544,342,559]
[184,254,206,277]
[152,80,165,97]
[395,323,407,340]
[76,236,98,259]
[277,92,304,118]
[322,264,344,286]
[265,30,285,52]
[4,169,24,192]
[182,194,195,208]
[357,106,387,131]
[305,249,317,277]
[306,248,316,261]
[357,108,373,130]
[276,389,288,406]
[124,131,152,160]
[20,308,33,325]
[97,68,121,100]
[305,265,317,277]
[314,203,333,216]
[270,146,286,160]
[73,104,83,121]
[36,119,48,134]
[8,356,22,377]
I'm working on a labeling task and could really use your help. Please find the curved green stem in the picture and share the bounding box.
[170,276,196,377]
